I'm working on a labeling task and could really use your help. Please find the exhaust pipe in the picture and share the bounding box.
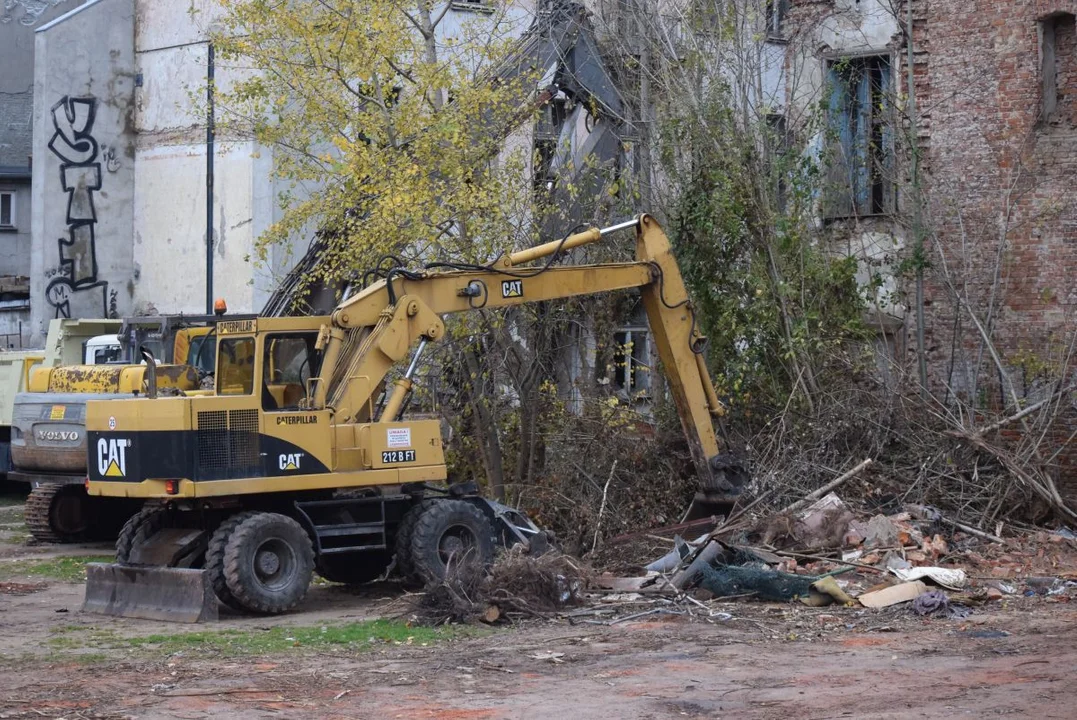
[140,348,158,399]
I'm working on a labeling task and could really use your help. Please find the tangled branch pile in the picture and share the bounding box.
[515,398,700,554]
[415,548,591,625]
[741,354,1077,531]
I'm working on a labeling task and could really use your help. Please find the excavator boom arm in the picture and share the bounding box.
[319,214,740,497]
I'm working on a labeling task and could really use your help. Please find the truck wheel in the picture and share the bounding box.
[394,499,434,584]
[409,499,495,587]
[316,552,391,585]
[25,484,91,544]
[223,512,314,614]
[205,511,258,610]
[115,505,169,564]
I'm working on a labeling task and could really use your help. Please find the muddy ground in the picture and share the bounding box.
[1,492,1076,719]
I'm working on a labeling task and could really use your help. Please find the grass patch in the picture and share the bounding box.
[54,652,110,665]
[0,555,115,583]
[125,618,455,656]
[43,618,464,658]
[46,626,120,650]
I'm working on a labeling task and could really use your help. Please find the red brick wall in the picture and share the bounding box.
[907,0,1077,496]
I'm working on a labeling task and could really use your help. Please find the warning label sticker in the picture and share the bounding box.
[387,427,412,449]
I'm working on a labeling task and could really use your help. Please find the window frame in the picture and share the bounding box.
[1040,12,1077,124]
[261,331,322,411]
[0,190,15,230]
[766,0,789,41]
[216,336,257,396]
[822,52,896,220]
[612,326,652,400]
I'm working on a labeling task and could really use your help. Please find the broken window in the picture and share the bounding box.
[766,0,788,40]
[824,55,894,218]
[612,328,651,399]
[0,191,14,229]
[1041,13,1077,125]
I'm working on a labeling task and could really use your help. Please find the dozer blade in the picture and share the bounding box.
[83,563,219,623]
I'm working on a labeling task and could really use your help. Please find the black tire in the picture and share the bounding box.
[394,499,434,583]
[316,552,391,585]
[24,484,91,543]
[205,511,258,610]
[115,504,167,564]
[223,512,314,614]
[409,499,496,587]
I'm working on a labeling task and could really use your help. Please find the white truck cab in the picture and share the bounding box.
[83,335,122,364]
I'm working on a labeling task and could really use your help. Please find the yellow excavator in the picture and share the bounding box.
[82,215,747,621]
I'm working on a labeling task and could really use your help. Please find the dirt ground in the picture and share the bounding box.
[2,492,1077,719]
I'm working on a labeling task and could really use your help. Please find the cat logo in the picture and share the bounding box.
[96,438,131,478]
[501,280,523,298]
[279,453,305,471]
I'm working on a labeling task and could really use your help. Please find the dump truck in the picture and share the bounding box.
[82,215,747,621]
[11,315,230,542]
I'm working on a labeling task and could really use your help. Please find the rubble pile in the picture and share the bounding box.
[415,476,1077,629]
[564,491,1077,627]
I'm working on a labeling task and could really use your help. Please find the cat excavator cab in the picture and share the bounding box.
[81,215,747,621]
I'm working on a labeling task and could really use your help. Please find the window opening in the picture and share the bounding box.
[766,0,788,40]
[613,328,651,398]
[1042,13,1077,125]
[766,113,789,211]
[0,191,14,228]
[825,55,894,217]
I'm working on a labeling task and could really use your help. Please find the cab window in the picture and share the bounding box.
[218,337,255,395]
[189,334,217,374]
[262,333,321,410]
[94,345,122,364]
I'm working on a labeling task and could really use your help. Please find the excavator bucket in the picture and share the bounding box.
[83,564,219,622]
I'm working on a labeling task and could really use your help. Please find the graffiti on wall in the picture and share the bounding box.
[46,95,111,319]
[0,0,71,27]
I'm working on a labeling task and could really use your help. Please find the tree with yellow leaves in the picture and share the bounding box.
[212,0,540,285]
[211,1,650,521]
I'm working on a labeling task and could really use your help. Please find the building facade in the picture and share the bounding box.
[0,0,82,345]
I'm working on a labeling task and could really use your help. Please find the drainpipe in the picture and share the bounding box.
[206,42,215,314]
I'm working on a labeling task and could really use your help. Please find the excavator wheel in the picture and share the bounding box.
[316,552,391,585]
[394,499,435,584]
[409,499,496,587]
[205,511,258,610]
[25,484,92,544]
[115,504,170,563]
[222,512,314,614]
